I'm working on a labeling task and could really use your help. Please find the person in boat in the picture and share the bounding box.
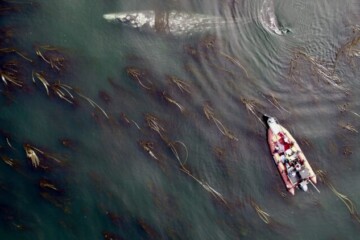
[285,148,297,162]
[279,150,293,164]
[273,132,293,152]
[279,133,293,151]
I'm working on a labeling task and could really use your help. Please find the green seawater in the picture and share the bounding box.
[1,0,359,239]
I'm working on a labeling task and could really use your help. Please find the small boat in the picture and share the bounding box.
[264,115,318,195]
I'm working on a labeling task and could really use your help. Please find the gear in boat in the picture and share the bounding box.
[265,115,319,195]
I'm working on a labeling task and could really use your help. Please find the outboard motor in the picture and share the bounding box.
[299,180,308,192]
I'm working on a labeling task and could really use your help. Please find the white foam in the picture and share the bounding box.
[259,0,283,35]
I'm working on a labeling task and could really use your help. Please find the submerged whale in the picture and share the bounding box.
[103,10,249,36]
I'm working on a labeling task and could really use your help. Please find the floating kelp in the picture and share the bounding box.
[1,41,104,119]
[249,199,271,224]
[31,71,109,118]
[316,170,360,223]
[23,143,63,169]
[184,35,251,80]
[33,72,72,102]
[217,51,249,78]
[39,178,60,192]
[126,67,154,90]
[246,197,291,236]
[339,123,358,133]
[0,47,32,62]
[141,113,227,204]
[168,140,227,204]
[6,137,13,149]
[119,112,141,129]
[161,91,185,113]
[119,112,131,126]
[55,86,109,119]
[39,179,67,209]
[35,45,66,71]
[76,92,109,119]
[259,92,290,113]
[288,51,344,90]
[179,164,227,204]
[39,179,68,212]
[203,102,238,141]
[32,71,50,95]
[145,113,167,140]
[1,61,23,88]
[138,140,160,161]
[166,75,192,95]
[167,141,188,167]
[338,103,360,119]
[197,35,249,78]
[240,98,264,125]
[50,81,74,104]
[0,129,14,149]
[0,155,20,169]
[24,144,40,168]
[335,27,360,67]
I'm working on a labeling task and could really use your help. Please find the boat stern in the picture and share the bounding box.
[310,175,317,184]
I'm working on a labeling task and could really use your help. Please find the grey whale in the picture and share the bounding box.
[103,10,249,36]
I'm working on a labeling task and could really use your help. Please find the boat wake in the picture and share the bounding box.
[103,10,250,36]
[259,0,289,35]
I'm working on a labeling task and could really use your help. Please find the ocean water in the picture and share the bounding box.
[1,0,360,239]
